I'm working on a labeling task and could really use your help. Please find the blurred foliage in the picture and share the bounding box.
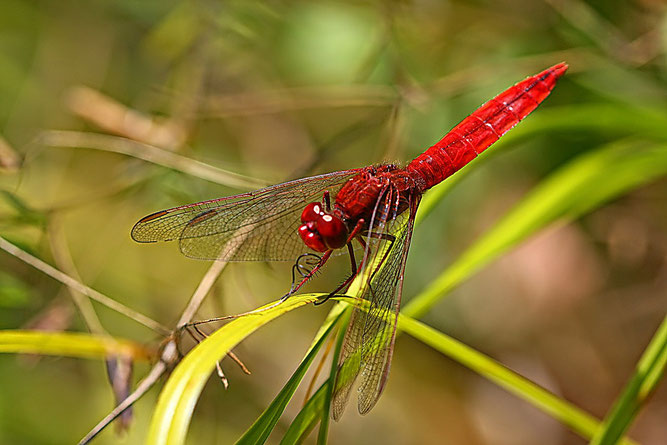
[0,1,666,444]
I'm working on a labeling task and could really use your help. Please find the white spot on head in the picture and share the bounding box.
[322,215,332,222]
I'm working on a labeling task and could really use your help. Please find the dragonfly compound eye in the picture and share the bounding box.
[316,214,348,249]
[301,202,323,223]
[298,223,328,252]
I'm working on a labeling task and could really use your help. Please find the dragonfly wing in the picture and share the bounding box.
[332,189,419,419]
[357,200,417,414]
[331,298,365,420]
[131,169,361,261]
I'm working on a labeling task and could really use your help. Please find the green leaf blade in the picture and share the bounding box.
[405,140,667,318]
[146,294,320,445]
[398,315,638,445]
[236,302,344,445]
[0,330,151,361]
[590,315,667,445]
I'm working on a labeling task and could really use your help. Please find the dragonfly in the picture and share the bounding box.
[131,63,568,419]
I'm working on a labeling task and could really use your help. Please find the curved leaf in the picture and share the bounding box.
[316,306,350,444]
[416,104,667,225]
[405,139,667,318]
[146,293,320,445]
[0,330,152,360]
[590,315,667,445]
[236,303,344,445]
[281,380,329,445]
[501,104,667,144]
[282,310,640,445]
[398,315,638,445]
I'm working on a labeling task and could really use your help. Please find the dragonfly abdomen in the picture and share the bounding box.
[407,63,568,191]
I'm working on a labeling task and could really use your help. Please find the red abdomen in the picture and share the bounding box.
[407,63,568,190]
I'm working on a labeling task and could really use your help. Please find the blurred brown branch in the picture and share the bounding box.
[202,84,396,117]
[40,130,268,190]
[0,135,21,173]
[66,86,188,150]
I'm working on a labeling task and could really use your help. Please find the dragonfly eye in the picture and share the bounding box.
[298,224,327,252]
[316,214,348,249]
[299,202,347,251]
[301,202,323,223]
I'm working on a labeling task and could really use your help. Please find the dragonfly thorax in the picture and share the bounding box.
[298,202,348,252]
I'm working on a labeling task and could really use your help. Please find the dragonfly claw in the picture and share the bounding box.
[293,253,322,278]
[313,294,334,306]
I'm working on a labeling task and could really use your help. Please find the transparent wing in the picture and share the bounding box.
[131,169,361,261]
[332,188,419,419]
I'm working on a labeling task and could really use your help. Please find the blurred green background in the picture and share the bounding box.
[1,0,666,444]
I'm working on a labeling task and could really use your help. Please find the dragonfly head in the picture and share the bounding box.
[298,202,348,252]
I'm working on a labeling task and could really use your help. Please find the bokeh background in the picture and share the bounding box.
[1,0,666,444]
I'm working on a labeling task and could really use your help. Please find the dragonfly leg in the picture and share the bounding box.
[178,323,250,387]
[347,241,358,274]
[292,253,322,279]
[315,218,367,305]
[349,228,395,287]
[367,231,396,242]
[322,190,332,211]
[314,243,360,305]
[353,229,396,286]
[367,232,395,282]
[282,249,333,301]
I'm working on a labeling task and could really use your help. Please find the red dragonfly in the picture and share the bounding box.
[132,63,568,419]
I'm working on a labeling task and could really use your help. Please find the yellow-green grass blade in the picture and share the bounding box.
[398,315,638,445]
[235,303,345,445]
[406,139,667,318]
[416,104,667,225]
[501,104,667,144]
[0,330,152,361]
[146,293,320,445]
[316,306,350,444]
[590,315,667,445]
[281,380,329,444]
[282,311,640,445]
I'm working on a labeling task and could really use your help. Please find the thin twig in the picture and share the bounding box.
[176,260,229,326]
[228,351,251,375]
[77,343,176,445]
[185,322,230,388]
[202,84,396,118]
[48,217,107,335]
[40,130,268,190]
[186,321,251,377]
[78,258,231,442]
[215,360,229,389]
[0,236,170,336]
